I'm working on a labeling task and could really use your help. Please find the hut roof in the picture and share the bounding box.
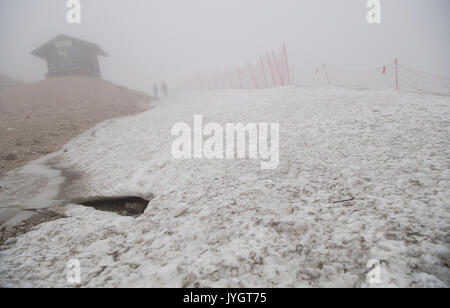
[31,34,109,59]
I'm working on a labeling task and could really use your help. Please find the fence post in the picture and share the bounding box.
[215,73,220,89]
[218,71,225,89]
[209,74,214,89]
[237,68,243,89]
[395,58,399,91]
[200,74,205,90]
[248,62,258,89]
[220,71,227,89]
[212,73,218,89]
[226,69,233,89]
[266,53,276,87]
[272,51,285,86]
[203,74,208,89]
[260,57,268,88]
[283,43,292,85]
[323,64,330,86]
[291,68,295,86]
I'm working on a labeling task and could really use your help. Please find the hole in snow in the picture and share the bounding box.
[77,196,152,217]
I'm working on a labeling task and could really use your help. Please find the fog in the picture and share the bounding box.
[0,0,449,93]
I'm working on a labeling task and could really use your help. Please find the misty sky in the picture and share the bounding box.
[0,0,449,93]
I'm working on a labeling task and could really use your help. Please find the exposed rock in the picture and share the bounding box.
[125,202,148,215]
[3,153,18,161]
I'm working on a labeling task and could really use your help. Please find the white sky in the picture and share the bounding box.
[0,0,449,93]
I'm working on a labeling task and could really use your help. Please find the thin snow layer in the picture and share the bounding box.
[1,87,449,287]
[0,152,65,225]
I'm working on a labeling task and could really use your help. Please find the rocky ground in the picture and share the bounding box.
[0,76,152,176]
[0,209,65,245]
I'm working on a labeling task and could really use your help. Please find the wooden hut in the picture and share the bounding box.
[31,34,108,78]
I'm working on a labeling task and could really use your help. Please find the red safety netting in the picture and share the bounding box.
[324,64,395,90]
[291,67,328,87]
[293,64,395,90]
[183,48,450,96]
[184,45,292,90]
[292,61,450,96]
[397,64,450,96]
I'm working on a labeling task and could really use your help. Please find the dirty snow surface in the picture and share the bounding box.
[1,87,449,287]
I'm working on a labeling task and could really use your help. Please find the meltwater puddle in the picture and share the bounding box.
[0,152,153,229]
[0,151,66,227]
[0,117,136,227]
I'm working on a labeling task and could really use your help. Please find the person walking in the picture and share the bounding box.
[161,81,168,96]
[153,83,159,98]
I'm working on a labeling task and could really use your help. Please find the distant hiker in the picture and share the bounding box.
[161,81,168,96]
[153,83,159,98]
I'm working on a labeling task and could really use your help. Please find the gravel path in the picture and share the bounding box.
[0,76,151,176]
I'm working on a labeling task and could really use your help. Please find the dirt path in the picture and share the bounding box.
[0,76,152,176]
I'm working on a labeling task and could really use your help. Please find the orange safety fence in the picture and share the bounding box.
[183,46,450,96]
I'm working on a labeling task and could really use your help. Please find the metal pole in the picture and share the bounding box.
[272,50,285,86]
[237,68,243,89]
[227,69,233,89]
[323,64,330,86]
[266,53,276,87]
[283,43,292,85]
[260,57,268,88]
[248,62,258,89]
[395,58,399,91]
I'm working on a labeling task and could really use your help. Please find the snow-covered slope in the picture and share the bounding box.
[1,87,449,287]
